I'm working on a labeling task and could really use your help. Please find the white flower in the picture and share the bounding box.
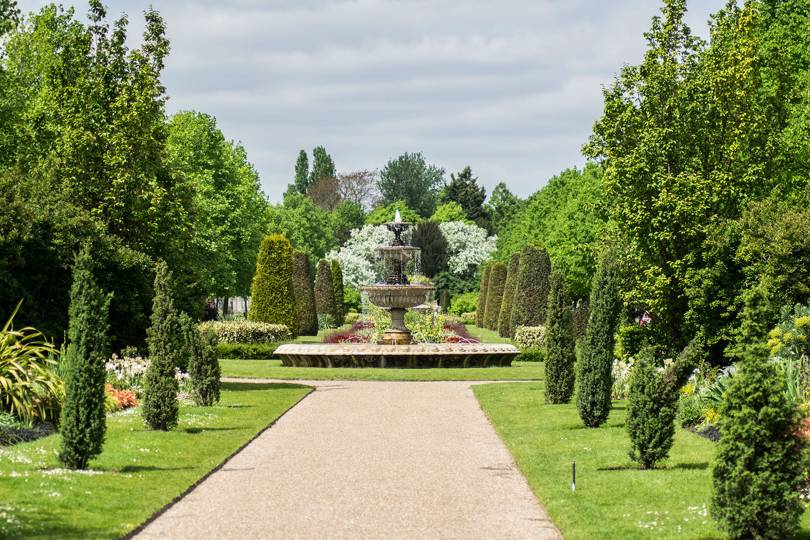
[438,221,497,276]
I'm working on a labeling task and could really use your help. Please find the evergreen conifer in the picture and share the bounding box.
[544,269,576,403]
[483,263,507,330]
[315,259,338,323]
[476,265,491,327]
[292,251,318,335]
[510,246,551,335]
[497,254,520,337]
[248,235,296,333]
[331,259,346,325]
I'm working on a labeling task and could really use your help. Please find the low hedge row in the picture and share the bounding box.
[199,320,291,344]
[216,342,283,360]
[516,348,545,362]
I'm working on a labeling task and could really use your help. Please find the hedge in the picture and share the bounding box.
[331,259,346,326]
[475,265,491,327]
[483,262,507,330]
[510,245,551,335]
[315,259,339,322]
[513,325,546,350]
[292,251,318,336]
[516,349,545,362]
[497,253,521,337]
[198,320,291,344]
[248,234,297,333]
[216,342,281,360]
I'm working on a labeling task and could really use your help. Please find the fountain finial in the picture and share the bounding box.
[393,209,402,223]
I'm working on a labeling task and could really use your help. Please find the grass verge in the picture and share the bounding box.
[474,381,810,539]
[0,382,311,539]
[464,324,514,344]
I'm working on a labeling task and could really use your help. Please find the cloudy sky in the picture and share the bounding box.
[18,0,727,202]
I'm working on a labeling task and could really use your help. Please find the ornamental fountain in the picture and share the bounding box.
[274,212,518,368]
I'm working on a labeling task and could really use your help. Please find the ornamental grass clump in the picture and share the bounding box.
[483,262,507,330]
[142,261,180,431]
[577,252,621,428]
[331,259,346,326]
[544,269,576,404]
[292,251,318,336]
[59,248,111,469]
[711,344,808,539]
[510,246,551,336]
[315,259,339,323]
[475,265,491,328]
[248,235,297,333]
[497,254,520,338]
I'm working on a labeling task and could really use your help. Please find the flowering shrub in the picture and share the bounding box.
[438,221,497,276]
[513,325,546,350]
[611,359,633,400]
[104,384,138,412]
[105,353,149,395]
[198,320,291,344]
[327,225,394,288]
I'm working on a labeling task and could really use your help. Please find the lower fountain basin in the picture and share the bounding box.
[274,343,519,368]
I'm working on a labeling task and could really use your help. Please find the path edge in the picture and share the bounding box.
[122,383,315,540]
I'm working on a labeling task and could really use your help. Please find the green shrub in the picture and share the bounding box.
[59,248,111,469]
[318,313,337,330]
[344,312,360,324]
[449,291,478,315]
[460,312,476,325]
[626,341,701,468]
[544,269,575,404]
[577,252,621,428]
[197,320,291,344]
[711,345,808,539]
[572,299,590,340]
[331,259,346,325]
[188,326,220,406]
[344,286,361,313]
[142,261,180,431]
[0,303,62,424]
[291,251,318,336]
[513,326,546,350]
[248,234,296,333]
[412,220,448,277]
[516,349,544,362]
[677,393,705,428]
[483,263,507,330]
[216,342,281,360]
[315,259,339,323]
[497,254,521,338]
[475,265,491,327]
[510,246,551,335]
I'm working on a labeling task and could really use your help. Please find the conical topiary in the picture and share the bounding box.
[142,261,181,431]
[331,259,346,326]
[59,247,111,470]
[315,259,338,325]
[292,251,318,336]
[483,262,507,331]
[248,234,296,333]
[183,316,220,407]
[544,268,575,404]
[475,265,491,328]
[497,254,520,338]
[510,246,551,335]
[577,252,621,427]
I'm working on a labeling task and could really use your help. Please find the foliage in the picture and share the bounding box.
[336,170,379,210]
[317,313,337,330]
[412,221,448,277]
[0,302,62,424]
[216,342,281,360]
[438,221,497,277]
[768,303,810,363]
[510,246,551,335]
[572,300,590,341]
[331,200,366,245]
[315,259,339,323]
[365,200,421,225]
[307,175,341,211]
[198,320,291,344]
[483,263,507,331]
[142,261,180,431]
[459,312,476,325]
[309,145,336,186]
[611,359,633,400]
[267,193,336,264]
[187,325,220,406]
[497,254,520,338]
[293,149,309,194]
[248,235,296,332]
[544,270,576,404]
[59,248,111,469]
[377,152,444,217]
[516,349,545,362]
[475,265,491,328]
[711,347,808,539]
[513,326,546,350]
[431,201,470,224]
[291,251,318,336]
[485,182,523,234]
[330,259,346,325]
[105,353,149,395]
[449,292,478,316]
[327,224,393,288]
[577,252,621,427]
[440,166,486,222]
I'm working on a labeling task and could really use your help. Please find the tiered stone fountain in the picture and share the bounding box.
[274,212,518,368]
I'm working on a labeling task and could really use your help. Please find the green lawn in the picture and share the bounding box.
[464,324,515,344]
[220,359,543,381]
[0,383,311,539]
[474,382,810,539]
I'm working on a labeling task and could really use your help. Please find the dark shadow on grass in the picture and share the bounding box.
[217,404,254,409]
[10,509,110,540]
[183,427,245,434]
[221,382,310,391]
[671,462,709,470]
[119,465,197,473]
[597,461,709,471]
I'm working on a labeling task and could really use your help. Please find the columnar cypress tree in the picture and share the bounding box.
[331,259,346,325]
[59,248,111,470]
[476,265,491,327]
[510,246,551,335]
[711,345,807,538]
[577,253,621,427]
[544,269,576,404]
[186,322,221,407]
[142,261,181,431]
[411,220,448,277]
[248,235,296,333]
[315,259,338,323]
[484,262,507,330]
[572,300,590,340]
[497,254,521,337]
[294,149,309,194]
[292,251,318,335]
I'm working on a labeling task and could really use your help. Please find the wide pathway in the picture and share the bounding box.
[136,380,560,539]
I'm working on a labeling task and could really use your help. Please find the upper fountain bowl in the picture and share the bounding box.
[363,283,435,310]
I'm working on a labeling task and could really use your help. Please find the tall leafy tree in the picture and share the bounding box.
[331,200,365,245]
[441,166,486,222]
[377,152,444,217]
[294,149,309,194]
[485,182,523,234]
[411,221,448,277]
[310,146,336,186]
[267,192,337,264]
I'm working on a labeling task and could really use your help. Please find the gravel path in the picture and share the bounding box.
[136,380,560,539]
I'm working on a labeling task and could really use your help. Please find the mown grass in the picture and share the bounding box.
[474,382,810,539]
[220,359,542,381]
[464,324,514,344]
[0,383,311,539]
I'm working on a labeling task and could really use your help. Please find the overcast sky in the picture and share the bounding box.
[18,0,727,202]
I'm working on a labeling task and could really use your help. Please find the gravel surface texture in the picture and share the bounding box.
[136,380,560,539]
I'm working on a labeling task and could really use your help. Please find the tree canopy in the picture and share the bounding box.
[377,152,444,217]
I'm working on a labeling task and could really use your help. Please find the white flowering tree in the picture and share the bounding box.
[439,221,497,275]
[327,224,393,288]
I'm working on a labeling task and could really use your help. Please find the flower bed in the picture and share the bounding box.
[322,317,479,344]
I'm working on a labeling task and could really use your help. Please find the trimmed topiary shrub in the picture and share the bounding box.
[497,254,521,337]
[572,299,590,341]
[544,269,576,404]
[475,265,491,328]
[188,325,220,406]
[59,247,111,470]
[411,220,448,277]
[626,341,701,468]
[513,326,546,350]
[292,251,318,336]
[483,263,507,330]
[711,345,808,539]
[216,342,281,360]
[248,234,296,333]
[331,259,346,326]
[315,259,339,323]
[577,252,621,428]
[142,261,181,431]
[198,320,291,344]
[510,246,551,336]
